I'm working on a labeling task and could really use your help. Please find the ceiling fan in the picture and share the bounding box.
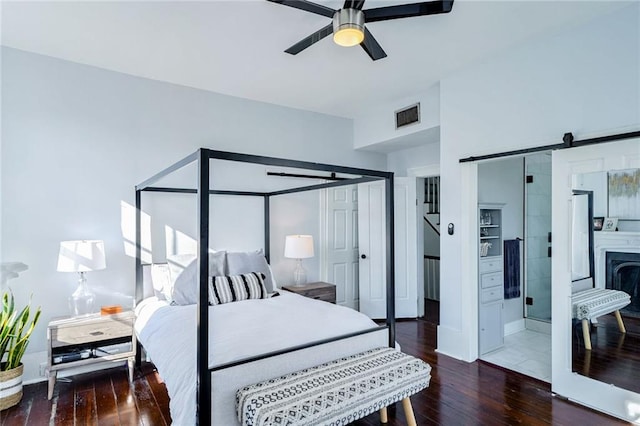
[267,0,454,61]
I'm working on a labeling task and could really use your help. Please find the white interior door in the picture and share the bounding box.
[358,178,418,319]
[395,178,418,318]
[358,181,386,318]
[324,186,359,309]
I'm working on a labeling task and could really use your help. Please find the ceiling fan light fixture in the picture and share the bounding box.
[332,9,365,47]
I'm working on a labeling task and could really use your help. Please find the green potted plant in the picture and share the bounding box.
[0,290,41,410]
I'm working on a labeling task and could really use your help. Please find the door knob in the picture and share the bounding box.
[361,254,367,259]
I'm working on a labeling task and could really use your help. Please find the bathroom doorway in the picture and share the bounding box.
[478,154,552,382]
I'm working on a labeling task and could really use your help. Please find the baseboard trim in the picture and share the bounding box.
[525,318,551,334]
[504,319,526,336]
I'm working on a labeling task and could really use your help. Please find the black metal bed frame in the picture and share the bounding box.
[134,148,395,425]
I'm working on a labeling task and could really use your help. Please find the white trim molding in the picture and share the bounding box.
[407,164,440,178]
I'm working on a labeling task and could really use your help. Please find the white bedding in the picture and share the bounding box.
[135,291,385,425]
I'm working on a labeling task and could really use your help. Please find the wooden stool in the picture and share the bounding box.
[572,288,630,350]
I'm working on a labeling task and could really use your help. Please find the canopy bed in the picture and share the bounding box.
[134,149,396,425]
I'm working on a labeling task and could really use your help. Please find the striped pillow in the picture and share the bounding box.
[209,272,267,305]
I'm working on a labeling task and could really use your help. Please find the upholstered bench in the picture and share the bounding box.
[236,347,431,426]
[572,288,631,350]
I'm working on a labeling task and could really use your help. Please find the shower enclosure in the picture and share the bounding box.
[524,153,552,322]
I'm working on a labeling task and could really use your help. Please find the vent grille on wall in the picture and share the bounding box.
[395,103,420,129]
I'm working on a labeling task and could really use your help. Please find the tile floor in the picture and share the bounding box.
[481,329,551,382]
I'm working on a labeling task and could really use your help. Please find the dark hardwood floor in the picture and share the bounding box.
[423,299,440,326]
[1,320,629,425]
[572,313,640,394]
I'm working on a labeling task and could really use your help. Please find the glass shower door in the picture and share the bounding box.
[525,153,552,322]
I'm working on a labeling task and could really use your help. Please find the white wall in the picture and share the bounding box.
[478,157,524,325]
[1,47,385,381]
[354,84,440,151]
[387,142,439,178]
[438,3,640,361]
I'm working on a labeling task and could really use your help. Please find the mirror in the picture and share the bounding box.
[571,171,640,394]
[571,191,593,282]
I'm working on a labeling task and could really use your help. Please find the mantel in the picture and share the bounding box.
[594,231,640,246]
[594,232,640,288]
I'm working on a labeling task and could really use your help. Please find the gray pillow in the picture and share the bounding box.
[171,252,226,305]
[226,250,275,293]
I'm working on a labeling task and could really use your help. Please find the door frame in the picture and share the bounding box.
[408,164,440,317]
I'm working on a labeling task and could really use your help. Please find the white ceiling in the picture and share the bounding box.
[0,1,627,119]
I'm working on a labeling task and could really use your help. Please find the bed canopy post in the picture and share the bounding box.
[135,189,143,366]
[385,175,396,348]
[264,195,270,263]
[196,149,211,425]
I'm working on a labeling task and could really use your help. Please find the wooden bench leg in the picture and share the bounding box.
[380,406,388,424]
[582,319,592,350]
[402,397,417,426]
[614,310,626,333]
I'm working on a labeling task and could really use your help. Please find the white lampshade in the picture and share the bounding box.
[284,235,314,259]
[57,240,107,272]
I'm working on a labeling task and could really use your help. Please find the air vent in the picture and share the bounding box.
[395,103,420,129]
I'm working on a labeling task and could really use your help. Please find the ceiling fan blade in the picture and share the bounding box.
[266,0,335,18]
[360,28,387,61]
[364,0,453,23]
[285,23,334,55]
[343,0,366,10]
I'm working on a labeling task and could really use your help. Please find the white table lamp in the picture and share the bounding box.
[284,235,314,286]
[57,240,106,316]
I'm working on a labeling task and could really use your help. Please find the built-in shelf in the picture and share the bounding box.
[479,203,505,356]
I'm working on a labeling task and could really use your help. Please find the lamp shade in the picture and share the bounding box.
[284,235,314,259]
[57,240,106,272]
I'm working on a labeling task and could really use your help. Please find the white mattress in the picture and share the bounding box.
[135,292,387,425]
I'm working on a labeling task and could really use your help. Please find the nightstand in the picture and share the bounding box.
[45,311,136,400]
[282,282,336,304]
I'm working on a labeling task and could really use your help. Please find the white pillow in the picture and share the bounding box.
[167,253,198,285]
[150,263,172,301]
[226,249,275,293]
[171,252,227,305]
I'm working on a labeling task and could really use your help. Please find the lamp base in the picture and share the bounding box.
[292,259,307,286]
[69,272,96,317]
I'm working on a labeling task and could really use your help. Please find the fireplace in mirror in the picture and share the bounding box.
[606,251,640,317]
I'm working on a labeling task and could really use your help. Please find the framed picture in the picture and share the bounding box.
[593,217,604,231]
[608,168,640,219]
[602,217,618,232]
